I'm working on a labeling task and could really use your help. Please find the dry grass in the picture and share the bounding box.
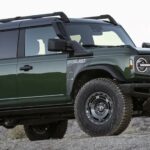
[7,126,26,140]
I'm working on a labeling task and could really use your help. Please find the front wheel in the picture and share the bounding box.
[24,120,68,141]
[74,78,132,136]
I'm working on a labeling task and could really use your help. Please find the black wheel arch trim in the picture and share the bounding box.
[79,65,126,80]
[69,64,127,96]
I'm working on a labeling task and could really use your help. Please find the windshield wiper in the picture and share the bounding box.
[106,45,127,48]
[82,44,103,48]
[82,44,128,48]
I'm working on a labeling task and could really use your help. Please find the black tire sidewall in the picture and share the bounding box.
[24,120,68,141]
[75,79,126,136]
[51,120,68,139]
[24,124,52,141]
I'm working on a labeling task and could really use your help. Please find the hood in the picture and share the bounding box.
[136,47,150,55]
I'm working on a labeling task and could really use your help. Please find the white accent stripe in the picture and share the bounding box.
[0,94,64,101]
[140,64,150,67]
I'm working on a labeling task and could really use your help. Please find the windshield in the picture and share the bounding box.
[66,23,135,48]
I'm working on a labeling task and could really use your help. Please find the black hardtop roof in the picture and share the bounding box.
[0,12,118,31]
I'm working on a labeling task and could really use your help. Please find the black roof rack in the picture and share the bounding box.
[84,14,118,25]
[0,11,70,23]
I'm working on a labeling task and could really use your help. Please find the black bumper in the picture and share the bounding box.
[120,83,150,98]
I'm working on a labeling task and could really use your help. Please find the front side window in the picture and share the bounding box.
[66,23,135,47]
[0,30,18,59]
[25,26,59,57]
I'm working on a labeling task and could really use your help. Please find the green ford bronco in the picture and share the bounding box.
[0,11,150,141]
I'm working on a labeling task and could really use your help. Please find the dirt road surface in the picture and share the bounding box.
[0,118,150,150]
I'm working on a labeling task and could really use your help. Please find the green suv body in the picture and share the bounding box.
[0,12,150,141]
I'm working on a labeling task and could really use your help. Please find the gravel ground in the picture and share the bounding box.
[0,117,150,150]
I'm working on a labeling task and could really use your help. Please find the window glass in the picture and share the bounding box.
[25,26,59,57]
[66,23,135,47]
[70,35,81,43]
[0,30,18,59]
[93,31,124,46]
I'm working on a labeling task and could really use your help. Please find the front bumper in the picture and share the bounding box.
[120,83,150,98]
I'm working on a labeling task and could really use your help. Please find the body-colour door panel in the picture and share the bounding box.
[16,26,70,107]
[0,30,19,109]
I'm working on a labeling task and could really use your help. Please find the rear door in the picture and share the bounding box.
[17,25,70,108]
[0,30,18,109]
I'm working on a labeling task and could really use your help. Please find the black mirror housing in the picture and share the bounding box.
[48,39,68,52]
[48,39,92,57]
[142,42,150,48]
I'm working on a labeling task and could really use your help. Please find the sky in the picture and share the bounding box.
[0,0,150,47]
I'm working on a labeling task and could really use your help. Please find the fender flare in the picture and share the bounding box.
[78,65,126,81]
[69,64,126,96]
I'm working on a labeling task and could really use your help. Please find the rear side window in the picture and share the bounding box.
[25,26,59,57]
[0,30,18,59]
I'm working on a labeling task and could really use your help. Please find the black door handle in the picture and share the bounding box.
[20,65,33,71]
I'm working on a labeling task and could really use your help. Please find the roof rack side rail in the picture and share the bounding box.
[0,11,70,23]
[84,14,118,25]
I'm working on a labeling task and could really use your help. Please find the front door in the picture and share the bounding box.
[17,25,69,108]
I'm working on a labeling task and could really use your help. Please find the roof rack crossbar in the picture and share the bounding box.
[0,11,70,23]
[84,14,118,25]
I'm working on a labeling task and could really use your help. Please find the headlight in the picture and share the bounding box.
[136,58,148,72]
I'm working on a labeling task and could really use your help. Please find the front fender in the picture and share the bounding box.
[79,65,126,81]
[68,64,126,96]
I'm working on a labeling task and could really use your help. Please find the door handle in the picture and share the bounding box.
[20,65,33,71]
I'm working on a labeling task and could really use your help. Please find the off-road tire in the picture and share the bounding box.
[74,78,132,136]
[24,120,68,141]
[50,120,68,139]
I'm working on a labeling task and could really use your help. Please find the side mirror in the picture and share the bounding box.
[142,42,150,48]
[48,39,71,52]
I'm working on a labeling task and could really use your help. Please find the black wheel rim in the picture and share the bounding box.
[32,125,49,135]
[85,92,113,125]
